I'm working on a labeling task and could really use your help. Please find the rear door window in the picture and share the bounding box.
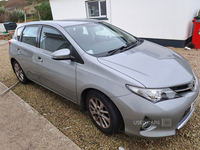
[21,26,39,46]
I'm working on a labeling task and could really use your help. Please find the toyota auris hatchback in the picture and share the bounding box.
[9,20,199,137]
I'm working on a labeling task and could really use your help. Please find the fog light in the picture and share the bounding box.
[141,117,152,130]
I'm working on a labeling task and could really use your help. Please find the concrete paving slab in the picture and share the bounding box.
[0,82,81,150]
[0,40,8,45]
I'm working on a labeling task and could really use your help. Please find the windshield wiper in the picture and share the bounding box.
[107,41,138,56]
[107,46,127,56]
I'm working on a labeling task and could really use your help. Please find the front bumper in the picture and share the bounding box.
[112,76,199,138]
[176,98,197,130]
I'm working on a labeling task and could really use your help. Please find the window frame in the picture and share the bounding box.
[15,26,24,41]
[85,0,107,20]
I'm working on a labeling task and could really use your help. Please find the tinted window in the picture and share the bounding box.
[17,27,24,41]
[40,27,70,52]
[22,26,38,46]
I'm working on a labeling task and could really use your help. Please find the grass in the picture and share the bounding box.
[0,43,200,149]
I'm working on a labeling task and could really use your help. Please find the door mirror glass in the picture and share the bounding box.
[51,49,73,60]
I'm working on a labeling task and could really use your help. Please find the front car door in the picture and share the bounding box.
[33,25,77,102]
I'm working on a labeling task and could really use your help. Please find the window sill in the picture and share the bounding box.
[87,17,108,20]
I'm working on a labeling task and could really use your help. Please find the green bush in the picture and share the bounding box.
[7,9,25,23]
[33,10,39,21]
[35,2,52,20]
[7,11,18,22]
[0,6,5,14]
[0,6,5,23]
[16,9,25,22]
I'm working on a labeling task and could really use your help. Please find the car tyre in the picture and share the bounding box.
[12,60,29,84]
[86,90,123,134]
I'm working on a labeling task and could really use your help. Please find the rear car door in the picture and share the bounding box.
[34,25,77,102]
[13,25,40,80]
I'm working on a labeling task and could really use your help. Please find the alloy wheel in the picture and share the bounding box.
[89,97,111,129]
[14,63,24,81]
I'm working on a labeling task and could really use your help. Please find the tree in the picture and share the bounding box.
[35,2,52,20]
[5,0,27,10]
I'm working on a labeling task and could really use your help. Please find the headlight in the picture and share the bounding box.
[126,85,181,103]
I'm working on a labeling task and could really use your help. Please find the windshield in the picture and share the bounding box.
[65,22,137,57]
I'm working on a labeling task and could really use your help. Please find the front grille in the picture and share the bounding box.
[171,78,195,93]
[171,84,191,92]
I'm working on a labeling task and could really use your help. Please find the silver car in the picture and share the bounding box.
[9,19,199,138]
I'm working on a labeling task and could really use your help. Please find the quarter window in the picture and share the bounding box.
[22,26,38,46]
[17,27,24,41]
[40,26,71,52]
[86,0,107,18]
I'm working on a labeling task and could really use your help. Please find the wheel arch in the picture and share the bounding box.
[11,58,16,65]
[11,58,26,75]
[11,58,30,84]
[80,88,125,128]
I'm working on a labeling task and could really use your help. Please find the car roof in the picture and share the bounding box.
[18,19,101,28]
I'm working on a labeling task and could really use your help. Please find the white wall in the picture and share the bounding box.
[187,0,200,38]
[49,0,200,41]
[109,0,200,40]
[0,23,6,32]
[50,0,87,20]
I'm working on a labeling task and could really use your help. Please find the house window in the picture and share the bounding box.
[86,0,107,19]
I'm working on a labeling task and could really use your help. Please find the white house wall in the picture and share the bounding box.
[50,0,87,19]
[49,0,200,42]
[187,0,200,38]
[109,0,200,41]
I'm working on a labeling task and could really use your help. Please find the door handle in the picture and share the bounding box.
[36,56,43,62]
[16,47,21,54]
[16,47,21,51]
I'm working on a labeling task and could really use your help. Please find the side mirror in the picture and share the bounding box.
[51,49,75,60]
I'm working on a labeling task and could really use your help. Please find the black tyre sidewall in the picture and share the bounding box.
[86,90,122,135]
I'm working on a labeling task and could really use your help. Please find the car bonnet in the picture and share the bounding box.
[98,40,194,88]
